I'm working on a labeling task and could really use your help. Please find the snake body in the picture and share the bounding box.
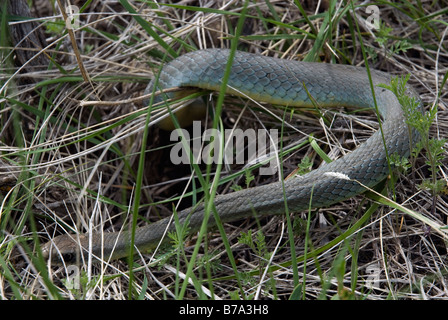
[42,49,419,264]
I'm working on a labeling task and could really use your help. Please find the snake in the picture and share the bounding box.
[41,49,420,264]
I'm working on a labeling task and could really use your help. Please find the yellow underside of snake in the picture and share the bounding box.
[42,49,420,264]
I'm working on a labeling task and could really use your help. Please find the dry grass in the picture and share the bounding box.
[0,0,447,300]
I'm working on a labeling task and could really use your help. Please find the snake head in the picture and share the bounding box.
[41,234,89,265]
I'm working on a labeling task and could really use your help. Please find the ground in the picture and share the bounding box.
[0,0,447,300]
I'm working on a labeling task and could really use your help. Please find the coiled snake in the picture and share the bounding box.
[42,49,419,264]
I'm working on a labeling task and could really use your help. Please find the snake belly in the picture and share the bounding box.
[42,49,419,264]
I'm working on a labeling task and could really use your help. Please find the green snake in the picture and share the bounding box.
[41,49,419,264]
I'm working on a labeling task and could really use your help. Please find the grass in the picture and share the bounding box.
[0,0,447,300]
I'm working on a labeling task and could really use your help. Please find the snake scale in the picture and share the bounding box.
[42,49,419,264]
